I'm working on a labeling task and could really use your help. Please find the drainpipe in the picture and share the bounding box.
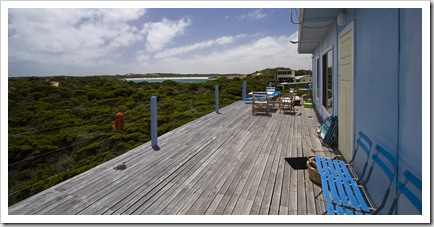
[395,8,401,215]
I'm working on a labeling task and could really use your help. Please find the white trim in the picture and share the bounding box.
[321,45,334,57]
[321,47,334,115]
[338,21,355,159]
[339,21,354,39]
[315,56,320,100]
[321,105,331,119]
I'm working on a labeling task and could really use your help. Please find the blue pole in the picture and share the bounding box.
[215,86,219,114]
[150,96,158,149]
[242,81,246,100]
[269,81,272,87]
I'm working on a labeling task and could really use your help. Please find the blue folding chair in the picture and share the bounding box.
[317,116,338,147]
[317,116,333,140]
[317,144,398,215]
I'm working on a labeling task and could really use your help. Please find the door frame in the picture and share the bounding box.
[338,21,355,159]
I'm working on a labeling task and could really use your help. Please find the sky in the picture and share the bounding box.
[6,6,311,77]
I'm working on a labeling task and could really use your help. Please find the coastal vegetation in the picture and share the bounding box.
[7,67,309,205]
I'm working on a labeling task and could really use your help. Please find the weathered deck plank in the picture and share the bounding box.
[9,100,333,216]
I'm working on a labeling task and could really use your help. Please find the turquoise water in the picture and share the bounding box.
[129,78,209,83]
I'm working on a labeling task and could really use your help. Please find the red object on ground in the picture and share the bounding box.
[112,112,125,132]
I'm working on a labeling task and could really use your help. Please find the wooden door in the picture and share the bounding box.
[338,28,353,161]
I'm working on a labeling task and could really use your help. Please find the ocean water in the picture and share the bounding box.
[128,78,209,83]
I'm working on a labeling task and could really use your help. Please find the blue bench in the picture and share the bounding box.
[315,143,398,215]
[316,156,371,214]
[243,97,252,102]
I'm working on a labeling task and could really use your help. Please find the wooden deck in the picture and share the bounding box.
[8,101,334,216]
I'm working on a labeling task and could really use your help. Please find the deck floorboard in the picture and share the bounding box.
[9,101,334,215]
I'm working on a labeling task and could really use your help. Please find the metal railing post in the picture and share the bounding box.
[150,96,159,150]
[215,86,219,114]
[242,81,246,100]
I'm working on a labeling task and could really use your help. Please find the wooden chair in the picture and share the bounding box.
[279,94,295,114]
[266,87,276,93]
[252,91,271,117]
[266,87,278,107]
[279,95,291,113]
[269,91,281,108]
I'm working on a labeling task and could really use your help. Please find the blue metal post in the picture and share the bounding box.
[269,81,272,87]
[215,86,219,114]
[242,81,246,100]
[150,96,158,149]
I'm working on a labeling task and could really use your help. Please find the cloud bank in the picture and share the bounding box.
[131,33,310,74]
[8,8,311,76]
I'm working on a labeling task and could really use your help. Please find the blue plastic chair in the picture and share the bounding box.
[317,116,338,147]
[316,144,398,215]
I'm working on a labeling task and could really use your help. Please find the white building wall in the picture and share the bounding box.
[308,8,422,214]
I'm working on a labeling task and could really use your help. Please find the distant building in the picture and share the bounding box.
[295,75,312,83]
[275,69,295,83]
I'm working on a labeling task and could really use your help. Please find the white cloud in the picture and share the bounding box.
[239,9,266,20]
[215,36,235,45]
[8,9,310,76]
[8,8,146,69]
[96,8,147,23]
[141,18,192,52]
[136,54,150,63]
[153,34,245,59]
[131,32,311,74]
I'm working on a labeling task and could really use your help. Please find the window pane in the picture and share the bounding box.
[316,58,320,98]
[327,50,333,113]
[322,50,333,114]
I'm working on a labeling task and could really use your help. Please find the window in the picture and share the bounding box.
[322,50,333,114]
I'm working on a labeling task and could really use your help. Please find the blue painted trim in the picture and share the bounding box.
[150,96,158,149]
